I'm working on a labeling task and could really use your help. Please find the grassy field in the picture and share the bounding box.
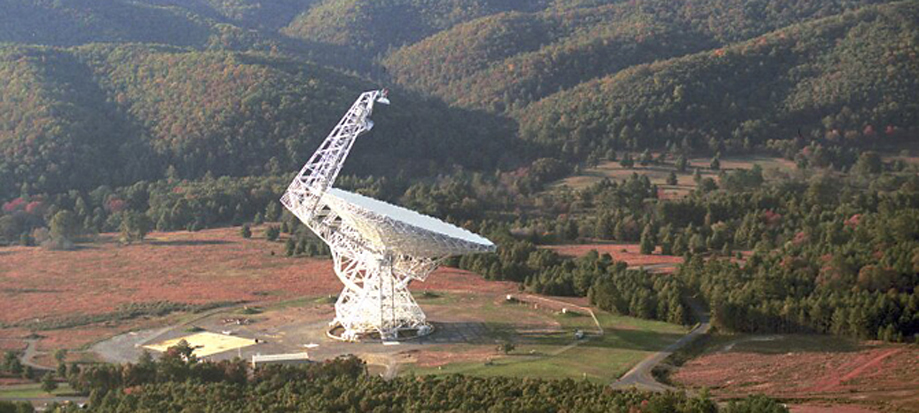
[554,154,798,197]
[404,297,687,383]
[0,383,74,399]
[2,225,689,386]
[0,226,514,358]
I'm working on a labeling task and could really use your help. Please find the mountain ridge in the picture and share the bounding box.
[0,0,916,200]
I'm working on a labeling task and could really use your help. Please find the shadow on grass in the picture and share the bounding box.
[414,291,460,305]
[422,322,497,345]
[725,334,862,354]
[442,321,688,352]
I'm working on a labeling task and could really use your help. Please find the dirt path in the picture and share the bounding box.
[20,339,51,371]
[611,300,710,392]
[516,294,603,335]
[810,348,903,392]
[0,336,53,374]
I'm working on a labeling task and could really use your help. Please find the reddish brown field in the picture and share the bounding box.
[545,243,683,271]
[0,227,335,325]
[0,339,26,352]
[789,405,878,413]
[414,267,516,293]
[0,226,507,351]
[673,336,919,412]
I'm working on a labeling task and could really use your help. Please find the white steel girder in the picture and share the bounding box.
[282,90,492,341]
[282,90,432,341]
[330,250,431,341]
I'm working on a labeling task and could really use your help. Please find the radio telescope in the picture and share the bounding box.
[281,90,496,341]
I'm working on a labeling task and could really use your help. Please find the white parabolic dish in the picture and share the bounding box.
[283,89,496,341]
[323,188,495,258]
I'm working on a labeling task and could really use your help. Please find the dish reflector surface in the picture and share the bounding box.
[323,188,494,257]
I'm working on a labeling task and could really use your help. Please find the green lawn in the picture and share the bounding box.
[408,345,651,381]
[404,299,689,383]
[0,383,74,399]
[414,291,462,306]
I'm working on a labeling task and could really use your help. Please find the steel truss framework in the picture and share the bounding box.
[281,90,494,341]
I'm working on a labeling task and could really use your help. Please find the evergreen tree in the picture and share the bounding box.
[266,226,280,241]
[639,149,653,166]
[676,155,689,173]
[285,237,296,256]
[640,224,656,254]
[265,202,281,222]
[661,232,674,255]
[41,372,58,393]
[853,151,882,175]
[666,172,678,186]
[120,211,152,244]
[690,233,706,254]
[49,210,78,243]
[668,296,687,325]
[7,356,23,375]
[620,153,635,168]
[710,154,721,171]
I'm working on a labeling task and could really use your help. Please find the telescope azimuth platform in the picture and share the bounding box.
[281,89,495,341]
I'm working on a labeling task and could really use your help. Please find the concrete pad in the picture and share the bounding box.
[143,332,256,358]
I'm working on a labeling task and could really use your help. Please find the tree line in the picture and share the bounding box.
[33,341,786,412]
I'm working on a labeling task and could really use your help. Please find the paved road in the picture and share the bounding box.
[92,302,264,364]
[610,301,711,392]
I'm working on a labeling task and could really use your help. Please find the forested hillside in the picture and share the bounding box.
[383,0,894,114]
[1,0,916,231]
[519,1,919,158]
[0,0,213,46]
[0,0,366,72]
[140,0,318,30]
[0,44,517,200]
[283,0,549,56]
[2,0,919,398]
[2,0,916,194]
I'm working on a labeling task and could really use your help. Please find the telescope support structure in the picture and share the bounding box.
[281,90,435,341]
